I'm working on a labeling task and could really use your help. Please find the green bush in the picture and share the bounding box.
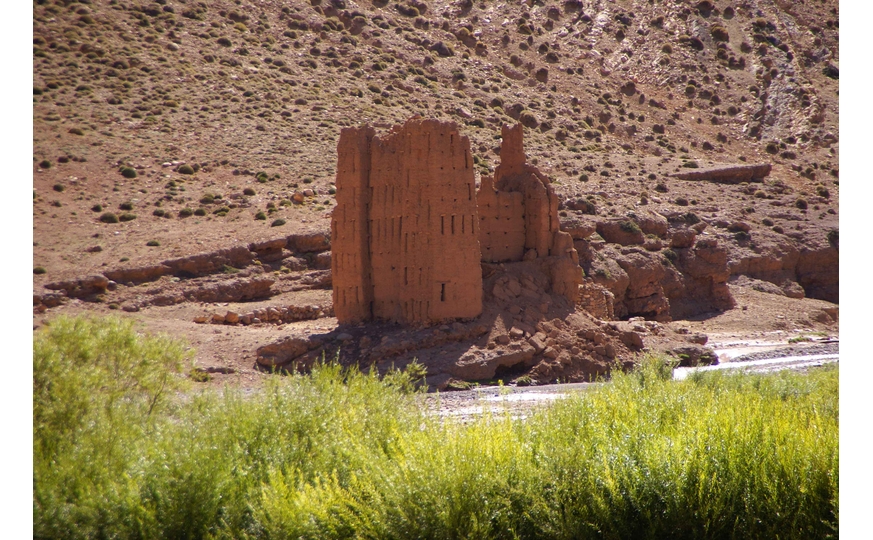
[194,208,207,216]
[99,212,119,224]
[34,266,47,275]
[255,211,267,220]
[91,204,103,212]
[39,160,52,169]
[33,331,838,540]
[271,218,286,227]
[243,187,256,196]
[146,240,160,247]
[119,213,137,222]
[120,166,137,179]
[178,165,195,175]
[179,207,194,218]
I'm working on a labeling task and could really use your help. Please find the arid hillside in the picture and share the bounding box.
[32,0,839,387]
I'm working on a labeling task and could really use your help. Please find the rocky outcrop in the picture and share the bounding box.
[670,163,772,184]
[44,275,109,299]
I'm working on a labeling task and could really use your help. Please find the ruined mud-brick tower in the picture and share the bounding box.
[332,119,483,325]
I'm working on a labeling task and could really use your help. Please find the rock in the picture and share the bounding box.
[450,343,537,380]
[288,231,331,253]
[669,163,771,184]
[104,264,169,285]
[596,219,645,245]
[225,311,240,324]
[670,228,697,248]
[212,313,225,323]
[44,274,109,298]
[193,316,208,324]
[187,277,274,303]
[256,334,328,366]
[163,246,254,278]
[671,345,718,367]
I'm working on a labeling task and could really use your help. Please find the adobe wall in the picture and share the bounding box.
[477,174,525,263]
[332,119,483,325]
[331,126,375,323]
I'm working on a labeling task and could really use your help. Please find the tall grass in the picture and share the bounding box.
[34,317,838,539]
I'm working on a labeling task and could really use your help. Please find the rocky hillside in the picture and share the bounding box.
[33,0,839,385]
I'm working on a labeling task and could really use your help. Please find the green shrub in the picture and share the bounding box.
[619,220,641,234]
[243,188,256,196]
[178,165,195,175]
[153,209,166,217]
[795,198,808,210]
[255,211,267,220]
[52,183,64,192]
[271,218,286,227]
[32,338,838,540]
[179,207,194,218]
[39,160,52,169]
[120,166,137,179]
[119,213,137,222]
[34,266,47,275]
[99,212,119,224]
[119,201,134,211]
[146,240,160,247]
[90,204,103,212]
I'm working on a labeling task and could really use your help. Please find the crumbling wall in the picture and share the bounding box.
[332,126,375,323]
[477,174,525,263]
[332,119,483,325]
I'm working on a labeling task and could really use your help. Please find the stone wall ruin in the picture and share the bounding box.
[332,119,483,325]
[332,119,582,326]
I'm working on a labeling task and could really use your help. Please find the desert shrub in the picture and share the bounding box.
[40,160,52,169]
[271,218,286,227]
[119,202,134,211]
[99,212,119,224]
[179,207,194,218]
[199,194,215,204]
[68,127,84,136]
[34,266,47,275]
[827,229,838,247]
[761,217,774,226]
[91,204,103,212]
[146,240,160,247]
[119,166,137,179]
[243,187,256,196]
[795,198,808,210]
[194,208,207,216]
[178,164,195,175]
[619,220,641,234]
[816,186,830,199]
[119,213,137,222]
[52,183,64,192]
[255,211,267,220]
[153,209,165,217]
[675,197,689,206]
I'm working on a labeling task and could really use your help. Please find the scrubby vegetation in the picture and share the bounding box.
[34,317,838,539]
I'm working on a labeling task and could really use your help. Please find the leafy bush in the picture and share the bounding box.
[99,212,119,223]
[33,330,838,540]
[34,266,47,275]
[120,166,137,179]
[271,218,286,227]
[119,213,137,222]
[178,165,195,175]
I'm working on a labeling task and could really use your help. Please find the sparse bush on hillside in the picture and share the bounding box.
[119,166,137,179]
[99,212,119,224]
